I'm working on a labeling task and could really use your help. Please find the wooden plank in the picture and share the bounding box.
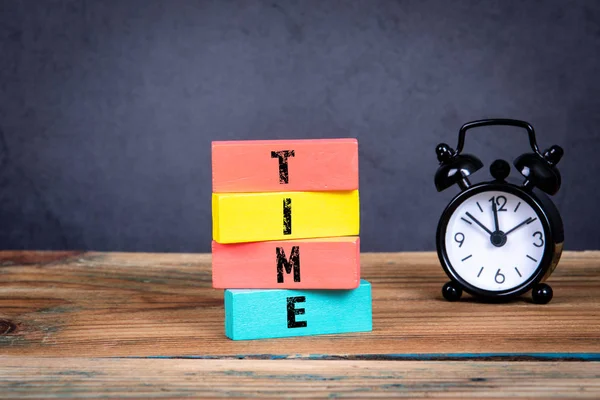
[0,251,598,357]
[0,358,599,398]
[211,138,359,193]
[224,280,372,340]
[212,190,359,243]
[212,237,360,289]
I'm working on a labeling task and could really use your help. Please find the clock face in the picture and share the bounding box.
[443,189,546,292]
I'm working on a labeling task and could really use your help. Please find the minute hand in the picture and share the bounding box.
[505,217,535,236]
[465,212,493,235]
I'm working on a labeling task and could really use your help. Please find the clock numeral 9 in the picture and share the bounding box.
[495,269,505,284]
[454,232,465,248]
[533,231,544,248]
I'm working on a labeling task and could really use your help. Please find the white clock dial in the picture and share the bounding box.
[444,190,546,292]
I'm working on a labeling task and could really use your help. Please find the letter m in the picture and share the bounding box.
[276,246,300,283]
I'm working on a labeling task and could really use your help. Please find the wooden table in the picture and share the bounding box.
[0,251,598,398]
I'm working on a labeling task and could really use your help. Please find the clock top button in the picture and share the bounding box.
[490,159,511,181]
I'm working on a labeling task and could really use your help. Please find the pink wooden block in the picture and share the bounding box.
[211,139,358,193]
[212,237,360,289]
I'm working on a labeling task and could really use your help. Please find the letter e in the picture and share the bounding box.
[286,296,307,328]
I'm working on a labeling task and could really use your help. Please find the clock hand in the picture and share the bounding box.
[465,212,493,235]
[492,199,500,232]
[504,217,535,236]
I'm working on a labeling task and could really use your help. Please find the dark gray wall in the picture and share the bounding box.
[0,0,599,252]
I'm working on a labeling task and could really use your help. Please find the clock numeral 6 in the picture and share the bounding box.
[495,269,505,284]
[533,231,544,248]
[454,232,465,247]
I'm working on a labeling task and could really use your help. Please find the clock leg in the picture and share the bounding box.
[442,281,462,302]
[532,283,553,304]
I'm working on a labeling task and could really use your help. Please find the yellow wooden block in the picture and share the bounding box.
[212,190,360,244]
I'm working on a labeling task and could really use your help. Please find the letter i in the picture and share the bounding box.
[283,198,292,235]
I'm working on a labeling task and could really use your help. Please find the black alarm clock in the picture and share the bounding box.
[434,119,564,304]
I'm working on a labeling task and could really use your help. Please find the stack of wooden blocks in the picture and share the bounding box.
[211,139,372,340]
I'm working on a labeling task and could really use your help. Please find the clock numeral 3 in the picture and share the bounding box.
[454,232,465,248]
[533,231,544,248]
[495,269,505,284]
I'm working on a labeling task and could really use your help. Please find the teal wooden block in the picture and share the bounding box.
[224,279,372,340]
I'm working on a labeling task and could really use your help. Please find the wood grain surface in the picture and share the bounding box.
[1,358,599,398]
[1,251,598,357]
[0,251,598,398]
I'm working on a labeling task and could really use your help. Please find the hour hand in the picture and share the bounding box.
[505,217,536,236]
[465,212,493,235]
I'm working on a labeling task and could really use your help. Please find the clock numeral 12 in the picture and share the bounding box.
[489,196,508,212]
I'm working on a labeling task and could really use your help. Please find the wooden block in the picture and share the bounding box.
[212,190,359,244]
[211,139,358,193]
[224,280,372,340]
[212,237,360,289]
